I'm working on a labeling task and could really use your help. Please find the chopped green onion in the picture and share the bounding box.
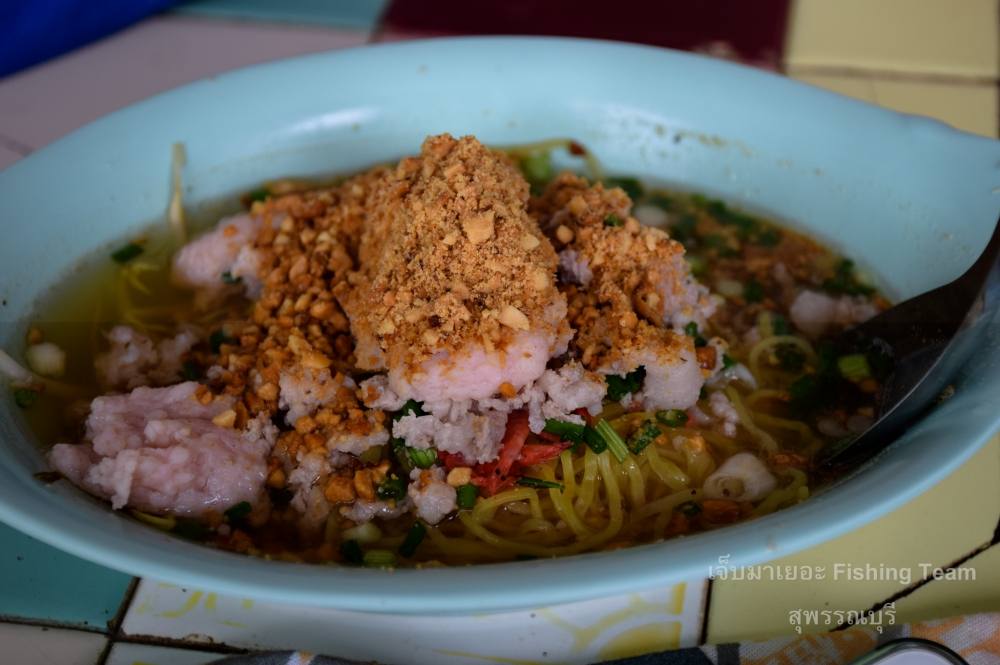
[13,388,38,409]
[683,322,707,347]
[754,228,782,246]
[391,438,413,473]
[221,270,242,284]
[743,279,764,303]
[771,313,790,336]
[822,259,874,296]
[407,447,437,469]
[543,418,586,443]
[684,254,707,276]
[111,242,143,264]
[340,539,364,565]
[672,214,698,241]
[606,366,645,402]
[776,345,806,372]
[363,549,396,568]
[605,177,644,201]
[518,476,564,490]
[582,426,607,454]
[594,419,629,462]
[628,420,661,454]
[247,188,269,203]
[174,519,211,541]
[678,501,702,517]
[392,399,426,421]
[358,444,384,465]
[456,483,479,510]
[180,361,200,381]
[722,354,737,370]
[209,329,234,353]
[789,374,823,412]
[703,199,759,237]
[656,409,688,428]
[398,522,427,558]
[837,354,872,382]
[376,475,407,501]
[224,501,251,522]
[647,194,674,211]
[519,152,554,185]
[704,233,739,257]
[604,214,623,227]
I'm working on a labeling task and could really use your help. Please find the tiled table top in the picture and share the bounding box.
[1,0,998,663]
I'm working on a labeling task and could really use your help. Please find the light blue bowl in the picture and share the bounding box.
[0,38,998,613]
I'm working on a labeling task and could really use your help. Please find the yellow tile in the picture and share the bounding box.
[707,435,1000,643]
[869,78,998,138]
[786,0,999,78]
[791,71,998,138]
[892,545,1000,623]
[791,71,878,102]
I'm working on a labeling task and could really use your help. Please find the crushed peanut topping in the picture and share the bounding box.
[336,134,562,374]
[532,173,697,371]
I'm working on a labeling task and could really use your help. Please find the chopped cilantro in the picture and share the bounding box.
[605,177,644,200]
[111,242,143,264]
[606,366,646,402]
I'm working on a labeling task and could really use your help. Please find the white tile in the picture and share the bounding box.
[122,578,707,664]
[105,641,224,665]
[0,623,106,665]
[0,15,369,151]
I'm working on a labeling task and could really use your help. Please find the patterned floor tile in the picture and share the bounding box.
[706,435,1000,643]
[121,578,706,664]
[791,71,999,138]
[0,521,133,630]
[0,16,368,151]
[174,0,389,30]
[0,623,107,665]
[785,0,999,78]
[105,641,228,665]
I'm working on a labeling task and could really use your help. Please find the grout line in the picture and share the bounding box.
[0,614,109,635]
[101,578,249,659]
[991,494,1000,546]
[110,632,249,656]
[95,577,141,664]
[784,64,998,87]
[698,578,714,645]
[831,539,996,631]
[108,577,141,634]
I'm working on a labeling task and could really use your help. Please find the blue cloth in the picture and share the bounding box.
[0,0,177,77]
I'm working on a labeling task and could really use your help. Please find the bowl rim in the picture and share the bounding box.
[1,35,998,613]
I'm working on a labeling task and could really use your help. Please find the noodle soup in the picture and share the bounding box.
[10,135,887,567]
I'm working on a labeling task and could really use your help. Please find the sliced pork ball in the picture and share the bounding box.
[94,325,199,391]
[48,382,274,516]
[171,213,263,304]
[789,289,878,338]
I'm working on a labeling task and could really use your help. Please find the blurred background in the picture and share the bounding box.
[1,0,996,174]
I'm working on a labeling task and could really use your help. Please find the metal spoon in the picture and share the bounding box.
[818,216,1000,468]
